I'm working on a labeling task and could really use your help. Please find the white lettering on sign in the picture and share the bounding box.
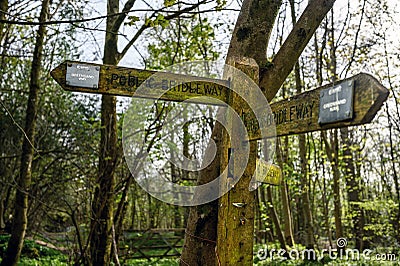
[328,85,342,95]
[76,64,90,70]
[71,73,95,81]
[323,98,347,112]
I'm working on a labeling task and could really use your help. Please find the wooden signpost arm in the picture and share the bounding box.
[51,64,389,141]
[259,0,337,102]
[246,73,389,140]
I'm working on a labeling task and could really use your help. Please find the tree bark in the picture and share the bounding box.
[299,133,315,251]
[1,0,49,265]
[88,0,119,264]
[291,1,315,248]
[227,0,282,66]
[341,127,364,250]
[266,186,286,250]
[276,137,295,247]
[328,13,344,246]
[0,0,7,42]
[322,130,343,242]
[216,58,258,266]
[288,0,308,249]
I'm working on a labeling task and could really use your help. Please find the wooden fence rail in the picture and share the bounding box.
[120,228,185,261]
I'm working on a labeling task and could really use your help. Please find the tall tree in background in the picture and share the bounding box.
[0,0,7,41]
[1,0,50,264]
[85,1,213,264]
[338,3,366,249]
[88,0,119,263]
[289,0,315,251]
[322,10,344,245]
[0,0,8,234]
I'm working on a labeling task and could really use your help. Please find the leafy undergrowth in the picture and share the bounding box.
[123,258,180,265]
[1,234,398,265]
[0,234,68,265]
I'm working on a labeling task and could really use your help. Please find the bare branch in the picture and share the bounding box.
[0,5,236,26]
[111,0,137,33]
[118,0,207,61]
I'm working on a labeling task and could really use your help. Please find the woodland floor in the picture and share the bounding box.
[1,234,399,265]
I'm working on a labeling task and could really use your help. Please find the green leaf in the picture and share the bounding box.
[126,15,140,26]
[164,0,176,7]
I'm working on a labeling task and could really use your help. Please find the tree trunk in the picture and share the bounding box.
[216,58,258,266]
[0,0,7,42]
[322,130,343,243]
[289,0,313,250]
[331,131,343,241]
[1,0,49,265]
[341,128,364,250]
[179,122,222,265]
[383,36,400,243]
[88,0,119,264]
[263,132,287,250]
[266,186,286,250]
[387,109,400,243]
[327,12,344,245]
[277,138,295,247]
[299,134,315,251]
[0,196,4,230]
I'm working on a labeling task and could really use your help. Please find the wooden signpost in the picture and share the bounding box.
[51,59,388,264]
[51,61,230,105]
[51,61,389,141]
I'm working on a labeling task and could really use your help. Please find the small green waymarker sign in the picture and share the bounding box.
[255,159,282,185]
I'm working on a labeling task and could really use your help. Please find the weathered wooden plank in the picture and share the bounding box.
[50,60,230,105]
[217,57,258,266]
[51,62,389,140]
[245,73,389,140]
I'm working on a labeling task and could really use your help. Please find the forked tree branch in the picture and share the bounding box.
[259,0,337,102]
[227,0,282,66]
[111,0,136,33]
